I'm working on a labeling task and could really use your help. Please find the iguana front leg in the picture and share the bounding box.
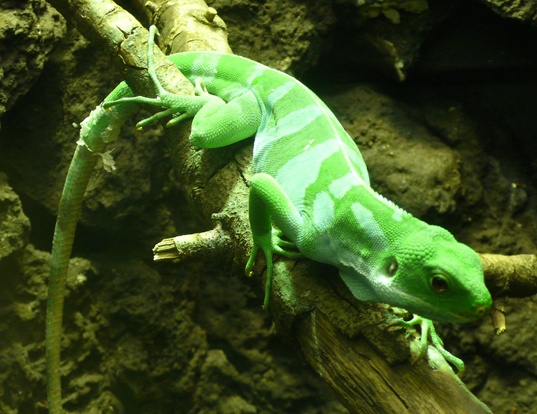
[245,173,305,308]
[397,315,465,374]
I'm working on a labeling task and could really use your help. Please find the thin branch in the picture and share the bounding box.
[480,253,537,298]
[153,225,232,262]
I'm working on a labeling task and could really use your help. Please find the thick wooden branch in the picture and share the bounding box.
[297,310,491,414]
[165,138,493,413]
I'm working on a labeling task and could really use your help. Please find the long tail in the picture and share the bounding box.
[46,88,135,413]
[46,144,100,413]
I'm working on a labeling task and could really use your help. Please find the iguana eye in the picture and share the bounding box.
[386,259,398,276]
[431,275,449,293]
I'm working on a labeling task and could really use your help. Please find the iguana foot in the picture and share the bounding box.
[245,228,303,309]
[103,26,210,130]
[393,314,465,375]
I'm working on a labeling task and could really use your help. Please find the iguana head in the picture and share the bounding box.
[384,225,492,323]
[335,218,492,323]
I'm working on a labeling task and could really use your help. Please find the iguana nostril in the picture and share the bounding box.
[475,305,488,316]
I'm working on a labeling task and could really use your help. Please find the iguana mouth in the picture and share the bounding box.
[394,289,489,323]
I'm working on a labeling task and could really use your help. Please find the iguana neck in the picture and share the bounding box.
[301,183,422,285]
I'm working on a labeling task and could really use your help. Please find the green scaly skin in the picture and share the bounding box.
[48,25,492,410]
[46,90,135,413]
